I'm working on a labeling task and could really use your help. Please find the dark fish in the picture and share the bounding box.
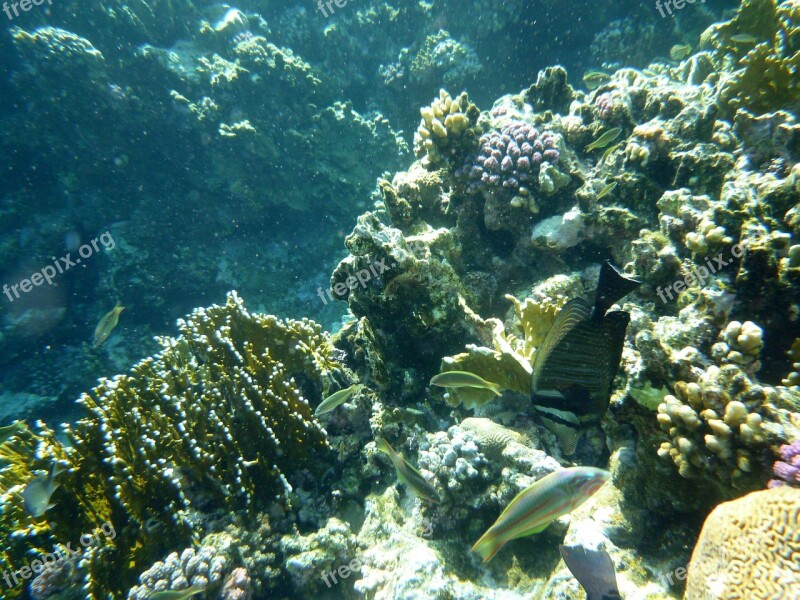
[559,545,621,600]
[531,261,640,453]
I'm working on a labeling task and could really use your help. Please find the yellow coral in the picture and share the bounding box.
[686,486,800,600]
[413,89,481,168]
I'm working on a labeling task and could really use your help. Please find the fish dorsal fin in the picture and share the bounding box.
[531,298,592,393]
[593,261,641,319]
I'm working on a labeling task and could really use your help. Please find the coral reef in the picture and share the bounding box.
[686,486,800,599]
[127,544,229,599]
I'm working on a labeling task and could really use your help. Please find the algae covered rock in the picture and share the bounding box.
[686,486,800,599]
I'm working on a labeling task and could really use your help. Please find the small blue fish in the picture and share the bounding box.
[22,462,67,517]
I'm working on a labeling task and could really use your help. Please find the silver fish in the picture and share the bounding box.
[148,584,207,600]
[22,462,66,517]
[376,437,441,504]
[315,384,360,416]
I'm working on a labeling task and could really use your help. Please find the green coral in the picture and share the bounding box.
[700,0,800,115]
[437,294,565,409]
[0,292,339,598]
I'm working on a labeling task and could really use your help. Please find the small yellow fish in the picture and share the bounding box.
[430,371,502,396]
[0,420,27,444]
[376,437,440,503]
[582,71,611,90]
[669,43,692,61]
[314,384,360,416]
[586,128,622,152]
[600,141,622,166]
[597,182,617,199]
[148,584,207,600]
[730,34,757,44]
[93,301,124,348]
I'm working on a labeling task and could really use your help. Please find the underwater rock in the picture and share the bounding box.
[686,486,800,600]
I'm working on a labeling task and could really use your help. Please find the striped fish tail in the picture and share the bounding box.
[471,528,505,563]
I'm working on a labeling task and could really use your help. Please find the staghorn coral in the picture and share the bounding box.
[685,486,800,600]
[0,292,339,598]
[413,89,482,169]
[656,363,800,494]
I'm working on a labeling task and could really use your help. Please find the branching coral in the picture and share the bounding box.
[0,292,339,598]
[656,363,800,494]
[413,89,481,169]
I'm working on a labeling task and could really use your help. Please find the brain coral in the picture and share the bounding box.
[686,486,800,600]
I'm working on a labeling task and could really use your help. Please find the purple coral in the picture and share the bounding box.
[594,92,614,120]
[768,440,800,488]
[461,120,560,194]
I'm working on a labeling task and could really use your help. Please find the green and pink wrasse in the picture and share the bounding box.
[471,466,610,563]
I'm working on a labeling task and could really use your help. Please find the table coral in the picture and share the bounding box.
[686,486,800,600]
